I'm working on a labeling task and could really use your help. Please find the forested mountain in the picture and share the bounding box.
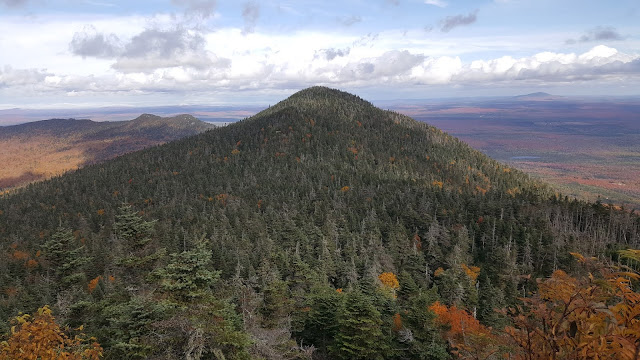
[0,114,214,189]
[1,87,639,359]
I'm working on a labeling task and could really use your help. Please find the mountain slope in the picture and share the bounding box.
[0,114,214,189]
[0,87,638,359]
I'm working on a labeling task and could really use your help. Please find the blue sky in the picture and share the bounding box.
[0,0,638,108]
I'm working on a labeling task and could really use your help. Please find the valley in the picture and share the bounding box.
[388,95,640,209]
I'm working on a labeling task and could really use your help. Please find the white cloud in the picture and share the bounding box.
[424,0,447,7]
[1,9,639,106]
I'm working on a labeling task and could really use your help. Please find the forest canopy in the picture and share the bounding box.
[1,87,639,359]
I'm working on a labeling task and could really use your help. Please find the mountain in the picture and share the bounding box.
[512,92,559,101]
[0,87,638,359]
[0,114,214,189]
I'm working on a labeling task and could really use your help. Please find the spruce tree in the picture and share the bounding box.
[330,289,389,360]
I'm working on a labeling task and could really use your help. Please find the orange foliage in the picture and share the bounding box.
[4,287,18,297]
[216,193,229,206]
[430,301,501,359]
[88,276,102,294]
[378,272,400,290]
[413,234,422,251]
[336,288,343,293]
[347,147,358,155]
[392,313,402,332]
[430,301,484,337]
[461,264,480,282]
[12,250,29,261]
[475,186,487,195]
[231,149,240,155]
[504,252,640,359]
[108,275,115,283]
[432,180,444,189]
[26,259,38,269]
[434,267,445,277]
[0,306,102,360]
[340,186,350,193]
[96,209,105,216]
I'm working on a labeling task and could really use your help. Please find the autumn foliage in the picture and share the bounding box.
[0,305,102,359]
[430,301,500,359]
[378,272,400,290]
[504,251,640,360]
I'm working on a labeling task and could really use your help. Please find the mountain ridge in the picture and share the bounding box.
[0,114,214,189]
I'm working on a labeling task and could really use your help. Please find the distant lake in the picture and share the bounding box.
[511,156,541,160]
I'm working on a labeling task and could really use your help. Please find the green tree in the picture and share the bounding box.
[152,240,252,359]
[42,227,91,291]
[330,289,389,360]
[113,204,165,288]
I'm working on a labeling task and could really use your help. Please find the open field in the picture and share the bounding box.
[388,95,640,209]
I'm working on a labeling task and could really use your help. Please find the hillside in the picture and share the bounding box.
[0,114,214,189]
[1,87,639,359]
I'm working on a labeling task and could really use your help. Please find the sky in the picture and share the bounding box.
[0,0,639,108]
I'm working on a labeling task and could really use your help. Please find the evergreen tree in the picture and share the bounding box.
[330,289,389,360]
[113,204,166,288]
[41,227,91,292]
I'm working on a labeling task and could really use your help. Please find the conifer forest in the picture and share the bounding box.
[2,87,640,359]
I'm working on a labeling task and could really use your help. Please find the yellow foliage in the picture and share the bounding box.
[432,180,444,189]
[340,186,350,192]
[96,209,105,216]
[0,305,102,360]
[378,272,399,290]
[231,149,240,155]
[506,187,520,196]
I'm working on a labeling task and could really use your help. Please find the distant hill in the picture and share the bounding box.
[512,92,559,101]
[0,114,214,189]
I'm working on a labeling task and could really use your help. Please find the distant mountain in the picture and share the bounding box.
[512,92,559,101]
[0,114,214,189]
[0,87,637,359]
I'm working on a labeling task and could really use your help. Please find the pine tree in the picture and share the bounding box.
[42,227,91,291]
[114,204,165,288]
[330,289,389,360]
